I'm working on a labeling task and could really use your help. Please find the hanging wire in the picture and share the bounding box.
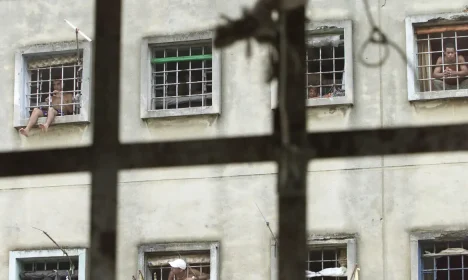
[359,0,416,75]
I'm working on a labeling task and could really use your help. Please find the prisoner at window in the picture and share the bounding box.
[19,257,79,280]
[306,30,346,99]
[27,53,83,116]
[416,24,468,93]
[146,251,210,280]
[151,42,213,111]
[305,246,347,279]
[420,240,468,280]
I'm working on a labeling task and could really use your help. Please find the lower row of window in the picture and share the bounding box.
[10,237,468,280]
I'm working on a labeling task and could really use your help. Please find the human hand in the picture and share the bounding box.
[444,67,452,77]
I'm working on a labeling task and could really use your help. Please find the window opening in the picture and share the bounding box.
[146,251,210,280]
[151,42,213,111]
[20,257,79,280]
[420,240,468,280]
[27,53,83,117]
[415,24,468,93]
[306,30,346,99]
[306,246,347,279]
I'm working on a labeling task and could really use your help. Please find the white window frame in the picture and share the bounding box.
[140,31,222,119]
[270,234,357,280]
[138,242,219,280]
[13,41,92,128]
[406,12,468,101]
[271,20,354,108]
[9,248,87,280]
[410,230,468,280]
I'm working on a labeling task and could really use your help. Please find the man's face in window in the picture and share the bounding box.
[171,267,183,274]
[445,48,456,62]
[53,81,62,91]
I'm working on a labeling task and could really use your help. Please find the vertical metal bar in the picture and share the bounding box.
[462,241,465,279]
[333,44,336,88]
[305,45,309,98]
[61,66,64,115]
[276,1,307,280]
[319,47,322,96]
[455,32,459,90]
[89,0,121,279]
[441,33,445,91]
[73,64,76,114]
[176,48,179,109]
[434,243,436,280]
[164,49,167,110]
[36,69,39,111]
[189,47,192,101]
[428,34,432,92]
[202,45,205,107]
[49,66,52,108]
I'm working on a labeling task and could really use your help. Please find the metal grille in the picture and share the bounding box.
[421,240,468,280]
[306,31,345,99]
[22,258,79,272]
[151,42,213,110]
[150,262,210,280]
[307,246,347,280]
[416,28,468,92]
[27,54,83,116]
[4,1,468,280]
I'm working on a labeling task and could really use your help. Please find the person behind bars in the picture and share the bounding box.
[167,259,209,280]
[19,79,73,137]
[432,42,468,91]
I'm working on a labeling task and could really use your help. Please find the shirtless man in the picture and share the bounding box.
[19,80,73,137]
[433,42,468,91]
[167,259,209,280]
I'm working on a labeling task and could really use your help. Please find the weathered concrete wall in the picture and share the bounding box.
[2,0,468,280]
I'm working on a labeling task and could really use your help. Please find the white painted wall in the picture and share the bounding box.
[1,0,468,280]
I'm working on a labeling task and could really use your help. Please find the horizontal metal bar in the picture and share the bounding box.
[3,123,468,177]
[152,54,212,64]
[0,147,91,177]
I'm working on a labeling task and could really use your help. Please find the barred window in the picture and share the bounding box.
[147,252,211,280]
[27,53,83,117]
[151,43,213,111]
[9,249,86,280]
[415,24,468,93]
[306,30,346,99]
[20,257,79,280]
[306,246,347,280]
[420,240,468,280]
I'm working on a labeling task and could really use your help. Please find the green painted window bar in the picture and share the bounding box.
[151,54,212,64]
[151,46,213,110]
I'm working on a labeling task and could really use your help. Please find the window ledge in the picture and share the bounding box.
[141,106,220,119]
[307,96,353,107]
[14,115,90,129]
[409,89,468,101]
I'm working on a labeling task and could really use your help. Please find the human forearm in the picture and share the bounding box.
[453,70,468,77]
[433,73,443,79]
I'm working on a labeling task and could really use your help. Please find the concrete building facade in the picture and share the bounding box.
[1,0,468,279]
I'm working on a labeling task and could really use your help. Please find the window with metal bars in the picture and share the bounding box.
[306,31,346,99]
[415,24,468,93]
[19,257,79,280]
[307,246,347,280]
[420,240,468,280]
[151,42,213,111]
[138,242,219,280]
[13,41,92,128]
[27,52,83,117]
[147,252,211,280]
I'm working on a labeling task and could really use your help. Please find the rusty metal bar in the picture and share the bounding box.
[89,0,121,278]
[276,1,307,280]
[4,124,468,177]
